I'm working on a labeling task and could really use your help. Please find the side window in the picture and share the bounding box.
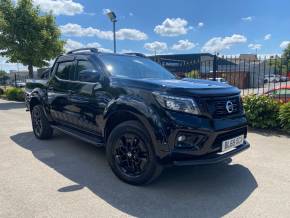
[77,60,100,83]
[56,61,75,80]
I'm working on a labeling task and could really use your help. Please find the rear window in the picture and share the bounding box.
[76,60,100,82]
[56,61,75,80]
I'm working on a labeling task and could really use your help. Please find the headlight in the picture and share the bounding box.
[153,92,200,115]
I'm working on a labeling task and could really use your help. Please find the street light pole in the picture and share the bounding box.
[106,11,117,53]
[113,20,116,53]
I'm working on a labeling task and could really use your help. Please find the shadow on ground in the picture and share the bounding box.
[0,101,25,110]
[11,131,257,218]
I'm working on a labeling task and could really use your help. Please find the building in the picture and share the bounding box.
[150,53,235,77]
[150,53,277,89]
[8,70,29,82]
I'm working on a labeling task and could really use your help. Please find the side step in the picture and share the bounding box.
[51,124,104,147]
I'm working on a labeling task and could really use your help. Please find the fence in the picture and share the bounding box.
[153,55,290,101]
[0,73,28,87]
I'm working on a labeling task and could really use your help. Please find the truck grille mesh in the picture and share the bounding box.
[213,96,241,117]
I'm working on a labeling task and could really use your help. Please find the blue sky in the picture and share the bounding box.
[2,0,290,71]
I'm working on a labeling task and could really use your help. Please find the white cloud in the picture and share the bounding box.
[33,0,84,16]
[64,39,112,53]
[154,18,191,36]
[60,23,111,39]
[116,29,148,40]
[64,39,84,51]
[198,22,204,28]
[171,39,197,50]
[280,41,290,49]
[264,34,271,40]
[201,34,247,53]
[129,12,134,16]
[144,41,167,52]
[248,43,262,50]
[60,23,148,41]
[0,56,26,72]
[241,16,253,22]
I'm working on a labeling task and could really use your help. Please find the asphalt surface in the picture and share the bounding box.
[0,99,290,218]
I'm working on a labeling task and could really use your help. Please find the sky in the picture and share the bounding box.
[1,0,290,72]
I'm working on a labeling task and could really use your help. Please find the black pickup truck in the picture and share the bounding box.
[25,48,250,185]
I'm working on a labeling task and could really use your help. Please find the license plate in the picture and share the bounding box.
[222,135,244,152]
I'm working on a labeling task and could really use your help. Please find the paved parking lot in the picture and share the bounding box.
[0,99,290,218]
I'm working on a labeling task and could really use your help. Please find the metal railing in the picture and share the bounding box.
[153,55,290,101]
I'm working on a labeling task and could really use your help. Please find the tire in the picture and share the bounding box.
[106,121,163,185]
[31,105,53,139]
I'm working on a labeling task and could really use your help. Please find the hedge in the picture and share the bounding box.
[4,87,25,101]
[279,102,290,132]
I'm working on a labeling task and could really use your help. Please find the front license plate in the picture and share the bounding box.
[222,135,244,152]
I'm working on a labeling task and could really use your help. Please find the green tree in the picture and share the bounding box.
[0,0,64,78]
[267,44,290,75]
[280,43,290,73]
[0,70,9,84]
[0,70,7,77]
[282,44,290,59]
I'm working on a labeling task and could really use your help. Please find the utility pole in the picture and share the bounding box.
[106,11,117,53]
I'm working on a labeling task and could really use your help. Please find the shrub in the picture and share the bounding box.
[243,95,281,129]
[4,87,25,101]
[279,102,290,132]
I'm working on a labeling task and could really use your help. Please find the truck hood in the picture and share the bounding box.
[112,77,240,97]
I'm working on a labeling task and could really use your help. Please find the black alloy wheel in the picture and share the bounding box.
[31,105,53,139]
[113,133,149,177]
[107,121,163,185]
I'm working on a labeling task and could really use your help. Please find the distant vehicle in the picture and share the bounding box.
[279,76,288,82]
[208,77,228,84]
[15,81,26,88]
[265,85,290,103]
[264,75,280,83]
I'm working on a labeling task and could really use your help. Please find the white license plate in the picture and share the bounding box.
[222,135,244,152]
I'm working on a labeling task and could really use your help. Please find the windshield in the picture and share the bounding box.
[99,54,176,80]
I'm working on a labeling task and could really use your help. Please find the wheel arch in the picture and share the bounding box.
[103,102,169,157]
[28,89,53,122]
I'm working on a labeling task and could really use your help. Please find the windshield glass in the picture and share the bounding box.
[99,54,176,80]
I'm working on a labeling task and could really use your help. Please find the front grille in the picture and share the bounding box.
[212,127,247,149]
[213,96,241,117]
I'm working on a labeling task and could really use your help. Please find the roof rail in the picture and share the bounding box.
[124,53,147,58]
[67,48,98,54]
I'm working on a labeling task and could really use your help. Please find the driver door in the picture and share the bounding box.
[69,58,106,135]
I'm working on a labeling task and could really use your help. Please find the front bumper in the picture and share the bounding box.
[173,140,250,166]
[155,110,250,165]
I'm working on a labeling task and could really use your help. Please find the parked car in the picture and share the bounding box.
[264,75,280,83]
[208,77,228,84]
[265,85,290,103]
[25,48,250,185]
[15,81,26,88]
[279,76,288,82]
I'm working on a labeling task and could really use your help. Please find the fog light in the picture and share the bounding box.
[177,135,186,142]
[175,132,206,150]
